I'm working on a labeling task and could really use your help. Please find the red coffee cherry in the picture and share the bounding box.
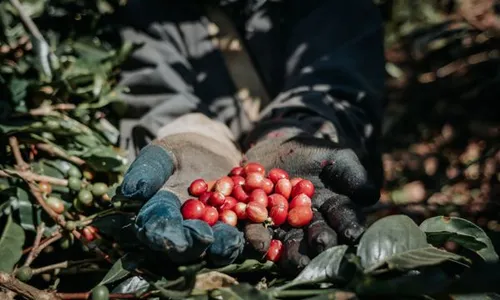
[188,179,208,196]
[214,176,234,196]
[243,162,266,176]
[246,202,268,223]
[290,179,315,199]
[220,210,238,226]
[274,178,292,199]
[266,240,284,262]
[287,206,313,227]
[247,189,268,207]
[289,194,312,209]
[201,206,219,226]
[181,199,205,220]
[267,168,289,184]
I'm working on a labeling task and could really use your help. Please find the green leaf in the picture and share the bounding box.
[8,77,29,112]
[420,216,499,263]
[13,187,41,232]
[210,259,276,274]
[32,159,65,179]
[0,215,26,272]
[90,117,120,144]
[98,254,139,286]
[357,215,429,271]
[292,245,349,283]
[43,159,73,174]
[72,38,113,62]
[0,187,16,217]
[81,147,126,172]
[367,246,470,273]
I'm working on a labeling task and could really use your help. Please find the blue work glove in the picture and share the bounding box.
[120,114,245,266]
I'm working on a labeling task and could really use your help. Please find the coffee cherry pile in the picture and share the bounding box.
[181,162,315,260]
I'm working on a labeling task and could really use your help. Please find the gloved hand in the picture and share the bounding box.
[120,113,245,266]
[244,117,381,273]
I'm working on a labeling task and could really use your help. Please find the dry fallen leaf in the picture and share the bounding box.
[194,271,238,291]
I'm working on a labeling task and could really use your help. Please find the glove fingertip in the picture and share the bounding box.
[121,145,175,200]
[207,223,244,267]
[243,223,272,255]
[321,149,379,206]
[135,216,188,252]
[135,191,187,252]
[183,219,215,244]
[320,195,365,244]
[280,228,311,274]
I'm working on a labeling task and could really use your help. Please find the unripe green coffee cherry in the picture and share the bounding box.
[91,285,109,300]
[15,266,33,282]
[91,183,108,197]
[68,177,82,191]
[77,190,93,207]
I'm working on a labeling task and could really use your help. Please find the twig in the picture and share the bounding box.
[29,104,76,116]
[24,223,46,267]
[1,290,16,299]
[0,272,57,300]
[9,136,29,171]
[24,232,63,267]
[35,144,85,166]
[273,288,351,298]
[57,292,140,299]
[8,0,46,42]
[32,262,69,275]
[33,259,104,276]
[0,169,68,186]
[8,137,112,266]
[58,267,107,276]
[22,232,62,255]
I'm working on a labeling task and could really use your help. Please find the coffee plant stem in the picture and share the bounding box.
[35,143,85,166]
[24,233,63,268]
[57,292,141,299]
[273,288,349,298]
[32,261,69,275]
[22,232,62,255]
[23,223,46,267]
[29,104,76,116]
[0,272,57,300]
[0,170,68,186]
[8,0,45,41]
[9,137,30,171]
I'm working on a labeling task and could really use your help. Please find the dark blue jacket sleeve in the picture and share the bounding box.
[248,0,386,162]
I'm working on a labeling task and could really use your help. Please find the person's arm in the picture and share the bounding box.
[246,0,385,171]
[243,0,386,273]
[113,0,251,158]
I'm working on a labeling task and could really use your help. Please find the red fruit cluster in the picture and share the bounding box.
[181,162,315,261]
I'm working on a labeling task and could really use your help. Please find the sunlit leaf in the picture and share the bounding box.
[357,215,429,272]
[420,216,499,262]
[292,245,349,283]
[98,254,139,286]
